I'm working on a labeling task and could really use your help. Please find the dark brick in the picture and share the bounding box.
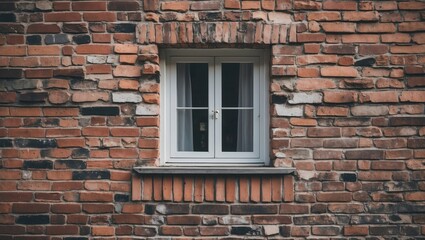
[63,23,88,33]
[73,35,91,44]
[81,107,120,116]
[199,12,223,21]
[340,173,357,182]
[279,226,291,237]
[72,171,111,180]
[144,204,156,214]
[0,24,24,33]
[252,216,292,224]
[397,203,425,213]
[370,226,399,235]
[45,34,69,45]
[108,1,140,11]
[53,68,84,78]
[114,194,130,202]
[19,92,48,102]
[231,205,278,215]
[0,69,23,79]
[156,204,189,215]
[351,215,388,224]
[367,203,397,213]
[0,13,16,22]
[167,216,201,225]
[64,237,88,240]
[355,57,376,66]
[71,148,90,159]
[0,3,16,11]
[79,226,90,235]
[160,13,177,22]
[26,35,42,45]
[23,160,53,170]
[71,79,97,90]
[192,204,229,215]
[384,182,417,192]
[311,204,327,213]
[230,226,262,236]
[135,227,157,236]
[312,226,340,236]
[15,139,57,148]
[401,226,420,236]
[0,139,13,147]
[272,94,287,104]
[16,215,49,225]
[143,0,159,11]
[55,160,87,169]
[107,23,136,33]
[294,215,336,225]
[389,117,425,126]
[345,150,384,160]
[407,138,425,149]
[323,44,355,54]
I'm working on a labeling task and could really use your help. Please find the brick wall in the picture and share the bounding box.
[0,0,424,238]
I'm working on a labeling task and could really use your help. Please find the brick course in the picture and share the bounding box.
[0,0,424,238]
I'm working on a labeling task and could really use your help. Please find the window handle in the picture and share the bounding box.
[214,110,219,119]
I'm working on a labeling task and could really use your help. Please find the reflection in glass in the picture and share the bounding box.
[222,63,253,107]
[222,109,253,152]
[176,63,209,152]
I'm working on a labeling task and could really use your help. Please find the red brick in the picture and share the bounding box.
[0,46,26,56]
[343,11,379,21]
[45,12,81,22]
[308,12,341,21]
[344,226,368,236]
[321,22,356,33]
[323,0,357,10]
[324,91,357,103]
[110,148,138,158]
[224,0,240,9]
[46,226,79,235]
[359,91,399,103]
[162,1,190,12]
[297,55,338,65]
[75,45,111,55]
[92,226,115,236]
[342,34,380,43]
[28,46,60,56]
[317,106,349,116]
[10,107,42,117]
[358,23,396,33]
[114,65,142,77]
[80,192,113,202]
[400,91,425,102]
[27,24,61,33]
[321,66,358,77]
[72,2,107,11]
[399,1,425,10]
[296,78,336,90]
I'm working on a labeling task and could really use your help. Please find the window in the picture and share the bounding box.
[160,49,269,166]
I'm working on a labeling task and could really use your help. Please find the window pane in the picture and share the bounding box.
[177,109,209,152]
[177,63,208,108]
[222,63,253,108]
[222,109,253,152]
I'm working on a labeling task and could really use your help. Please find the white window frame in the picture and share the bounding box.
[160,49,270,166]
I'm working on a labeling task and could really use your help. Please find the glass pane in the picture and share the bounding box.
[222,63,253,108]
[177,63,208,108]
[177,109,209,152]
[222,109,253,152]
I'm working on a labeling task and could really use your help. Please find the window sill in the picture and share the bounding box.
[133,166,295,175]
